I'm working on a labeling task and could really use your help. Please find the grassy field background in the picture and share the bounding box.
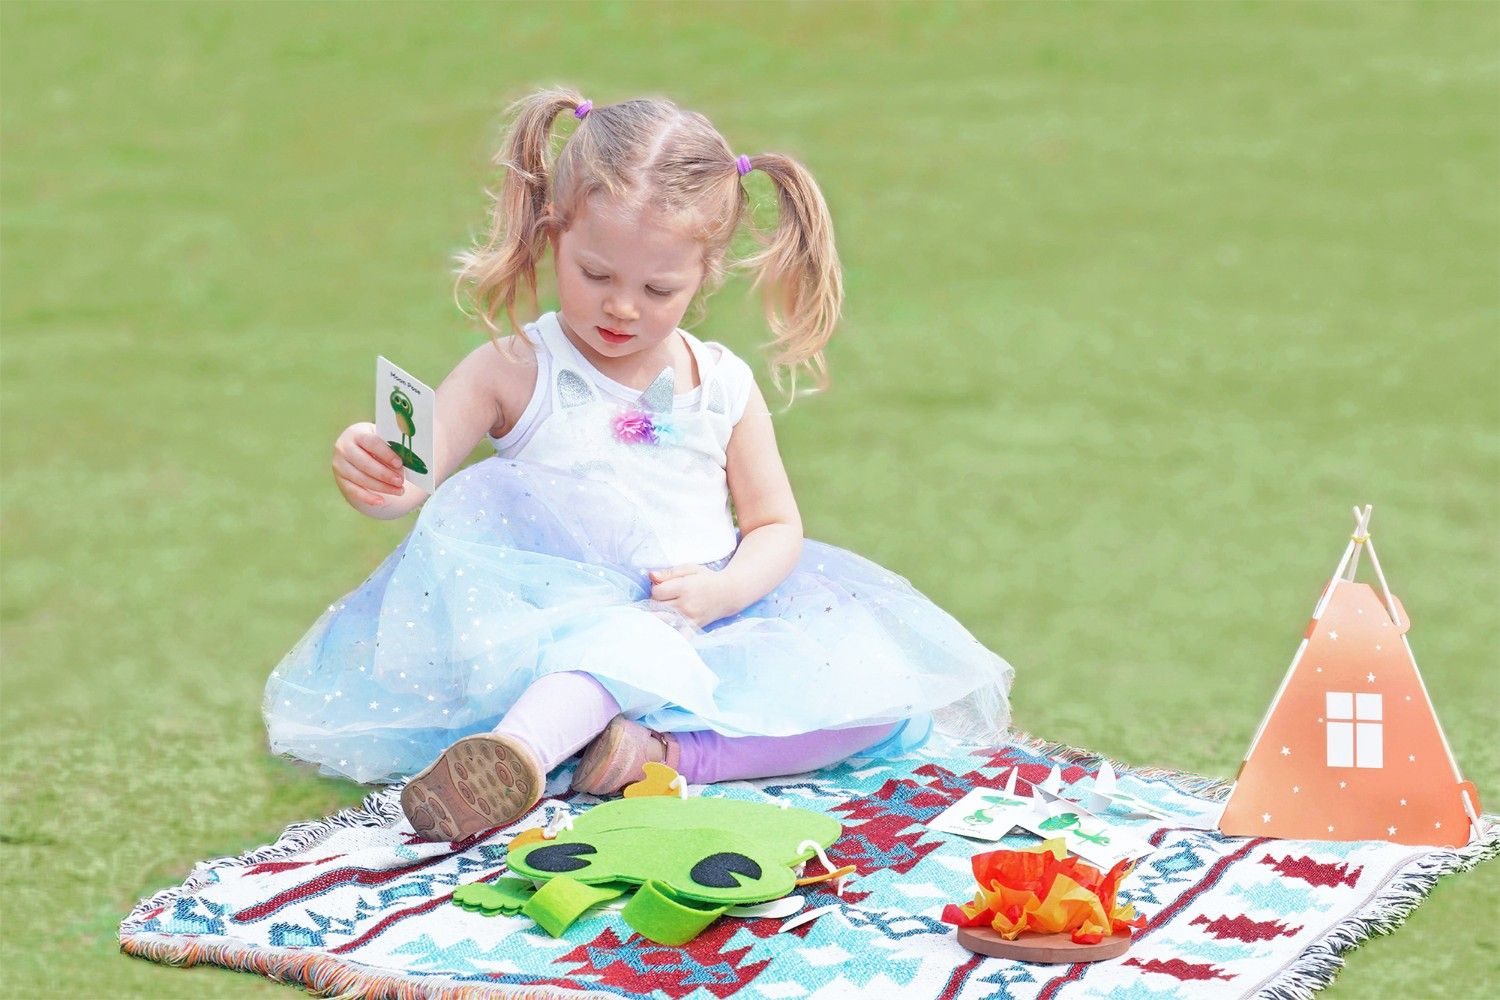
[3,2,1496,996]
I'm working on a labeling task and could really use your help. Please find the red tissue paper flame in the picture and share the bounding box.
[940,840,1147,945]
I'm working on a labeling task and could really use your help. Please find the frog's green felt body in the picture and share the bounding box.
[507,795,841,906]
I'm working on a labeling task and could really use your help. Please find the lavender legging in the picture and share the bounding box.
[493,671,897,784]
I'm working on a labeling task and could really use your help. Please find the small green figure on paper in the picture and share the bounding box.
[964,793,1025,826]
[1039,812,1081,833]
[1039,811,1111,846]
[386,388,428,474]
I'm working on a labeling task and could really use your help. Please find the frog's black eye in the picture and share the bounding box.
[689,852,763,888]
[526,842,596,872]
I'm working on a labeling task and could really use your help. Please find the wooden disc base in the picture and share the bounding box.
[956,926,1132,964]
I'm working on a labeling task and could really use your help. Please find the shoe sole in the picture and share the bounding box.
[400,734,541,841]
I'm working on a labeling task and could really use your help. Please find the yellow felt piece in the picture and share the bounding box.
[508,827,546,850]
[623,762,681,798]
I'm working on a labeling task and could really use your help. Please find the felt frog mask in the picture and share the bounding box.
[453,764,843,945]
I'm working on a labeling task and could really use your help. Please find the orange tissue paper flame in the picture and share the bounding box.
[941,839,1147,944]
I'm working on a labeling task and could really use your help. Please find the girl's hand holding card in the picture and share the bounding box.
[375,357,437,493]
[332,422,406,508]
[331,357,439,516]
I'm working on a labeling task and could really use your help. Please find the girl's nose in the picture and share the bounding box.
[604,296,638,323]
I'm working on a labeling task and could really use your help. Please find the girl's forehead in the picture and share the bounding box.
[565,198,703,275]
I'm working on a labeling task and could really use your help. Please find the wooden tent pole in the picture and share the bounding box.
[1344,504,1372,582]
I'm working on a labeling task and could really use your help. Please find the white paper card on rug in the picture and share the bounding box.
[927,786,1036,841]
[1092,786,1174,820]
[376,356,437,493]
[1100,765,1227,830]
[1016,798,1154,868]
[1087,761,1172,819]
[1130,783,1225,831]
[927,769,1035,841]
[1033,763,1167,822]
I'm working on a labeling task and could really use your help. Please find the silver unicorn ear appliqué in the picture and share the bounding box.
[638,367,675,414]
[556,369,597,409]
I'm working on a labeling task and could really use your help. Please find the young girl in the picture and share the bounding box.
[264,88,1014,842]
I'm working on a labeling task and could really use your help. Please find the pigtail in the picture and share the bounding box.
[451,91,841,398]
[737,152,844,395]
[452,87,587,343]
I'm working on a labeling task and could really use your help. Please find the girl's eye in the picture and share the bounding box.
[581,267,671,297]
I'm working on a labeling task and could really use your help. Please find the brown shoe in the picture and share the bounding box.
[570,716,681,795]
[400,733,543,841]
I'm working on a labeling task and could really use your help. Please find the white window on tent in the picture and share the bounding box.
[1325,692,1383,769]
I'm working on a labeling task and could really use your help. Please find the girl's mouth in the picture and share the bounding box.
[597,326,633,344]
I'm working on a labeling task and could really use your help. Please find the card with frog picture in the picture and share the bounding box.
[376,356,436,493]
[1016,797,1154,868]
[927,768,1036,841]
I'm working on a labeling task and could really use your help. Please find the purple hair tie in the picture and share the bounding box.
[735,154,753,177]
[574,100,592,119]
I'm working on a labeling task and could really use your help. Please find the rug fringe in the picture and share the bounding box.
[122,784,404,925]
[1248,817,1500,999]
[1004,729,1239,801]
[119,931,609,999]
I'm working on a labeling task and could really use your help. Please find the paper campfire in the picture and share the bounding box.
[941,838,1145,946]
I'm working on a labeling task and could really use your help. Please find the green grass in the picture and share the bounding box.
[2,1,1496,996]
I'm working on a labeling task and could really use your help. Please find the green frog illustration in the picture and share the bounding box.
[963,793,1025,826]
[1038,811,1111,846]
[453,767,842,945]
[385,388,428,474]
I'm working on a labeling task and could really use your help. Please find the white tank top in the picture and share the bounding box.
[489,311,757,566]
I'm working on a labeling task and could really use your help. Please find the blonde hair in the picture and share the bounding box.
[452,86,843,394]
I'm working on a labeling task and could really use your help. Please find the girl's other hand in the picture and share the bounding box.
[332,422,406,508]
[648,565,738,629]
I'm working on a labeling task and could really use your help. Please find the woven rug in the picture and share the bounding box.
[120,735,1497,999]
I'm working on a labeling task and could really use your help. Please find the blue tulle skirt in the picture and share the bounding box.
[264,457,1014,784]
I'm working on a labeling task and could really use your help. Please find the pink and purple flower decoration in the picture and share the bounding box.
[613,408,682,446]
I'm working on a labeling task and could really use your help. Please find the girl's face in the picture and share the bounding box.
[553,195,706,362]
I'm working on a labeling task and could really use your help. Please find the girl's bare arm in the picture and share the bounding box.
[647,380,803,626]
[718,381,804,607]
[334,338,536,520]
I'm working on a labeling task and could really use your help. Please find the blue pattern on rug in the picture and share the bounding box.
[120,736,1497,999]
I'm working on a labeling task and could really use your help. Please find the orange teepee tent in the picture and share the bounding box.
[1219,506,1481,848]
